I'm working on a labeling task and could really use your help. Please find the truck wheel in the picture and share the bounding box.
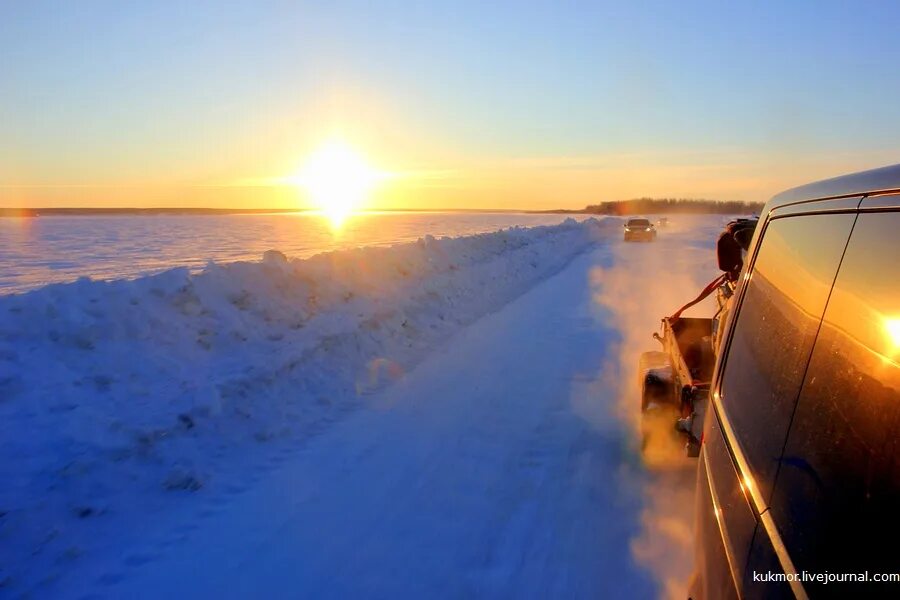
[638,351,672,410]
[638,351,685,467]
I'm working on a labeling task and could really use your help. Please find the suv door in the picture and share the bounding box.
[696,212,856,598]
[758,206,900,597]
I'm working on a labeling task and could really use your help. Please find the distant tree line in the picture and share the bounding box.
[581,197,763,215]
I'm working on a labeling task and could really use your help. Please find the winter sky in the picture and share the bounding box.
[2,0,899,209]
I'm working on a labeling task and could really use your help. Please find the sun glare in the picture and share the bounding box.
[291,138,382,228]
[885,317,900,352]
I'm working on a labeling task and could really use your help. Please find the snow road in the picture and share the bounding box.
[84,243,651,599]
[3,216,725,599]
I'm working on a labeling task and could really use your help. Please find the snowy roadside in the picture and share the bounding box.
[0,217,616,595]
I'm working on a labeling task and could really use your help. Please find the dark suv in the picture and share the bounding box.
[691,164,900,599]
[624,217,657,241]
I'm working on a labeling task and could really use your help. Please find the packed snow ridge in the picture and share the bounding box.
[0,217,615,592]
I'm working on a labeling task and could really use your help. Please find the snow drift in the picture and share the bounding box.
[0,217,613,594]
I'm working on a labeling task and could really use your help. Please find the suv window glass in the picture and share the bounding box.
[720,213,855,502]
[770,210,900,574]
[627,219,650,226]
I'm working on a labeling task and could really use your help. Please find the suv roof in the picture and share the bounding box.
[769,162,900,209]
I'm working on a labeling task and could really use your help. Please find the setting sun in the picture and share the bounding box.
[290,138,383,227]
[885,317,900,352]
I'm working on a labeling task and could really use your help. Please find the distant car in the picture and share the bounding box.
[656,217,669,227]
[623,218,657,242]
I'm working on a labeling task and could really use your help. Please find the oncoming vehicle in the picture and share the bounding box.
[623,217,657,241]
[639,164,900,598]
[657,216,669,227]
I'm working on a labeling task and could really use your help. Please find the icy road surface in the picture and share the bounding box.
[1,216,725,598]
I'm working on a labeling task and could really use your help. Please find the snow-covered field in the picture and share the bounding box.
[0,215,725,598]
[0,212,590,293]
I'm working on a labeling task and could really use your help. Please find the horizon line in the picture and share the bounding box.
[0,197,764,215]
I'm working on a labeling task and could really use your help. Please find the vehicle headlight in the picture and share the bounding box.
[645,227,651,231]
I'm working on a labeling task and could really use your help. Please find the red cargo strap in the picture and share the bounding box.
[669,273,728,322]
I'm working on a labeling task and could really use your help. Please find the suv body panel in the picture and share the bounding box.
[691,164,900,599]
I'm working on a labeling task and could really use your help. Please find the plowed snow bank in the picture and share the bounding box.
[0,217,614,593]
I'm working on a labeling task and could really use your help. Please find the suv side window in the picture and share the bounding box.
[770,210,900,574]
[719,213,855,502]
